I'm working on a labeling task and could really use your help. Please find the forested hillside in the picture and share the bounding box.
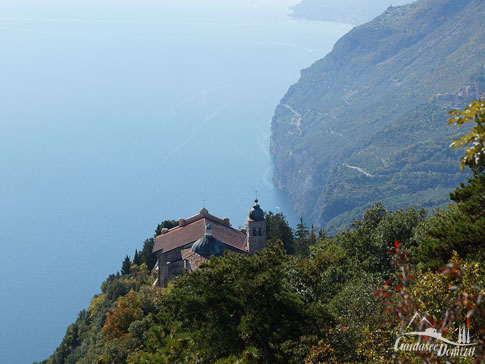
[38,101,485,363]
[271,0,485,232]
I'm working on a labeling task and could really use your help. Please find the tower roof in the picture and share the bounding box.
[249,199,265,221]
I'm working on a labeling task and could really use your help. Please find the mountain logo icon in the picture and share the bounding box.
[406,312,434,329]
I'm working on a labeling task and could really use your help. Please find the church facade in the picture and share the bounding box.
[152,200,266,287]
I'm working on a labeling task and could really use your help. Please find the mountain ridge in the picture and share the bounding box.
[271,0,485,231]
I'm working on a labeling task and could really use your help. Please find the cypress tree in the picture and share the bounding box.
[121,255,131,275]
[294,217,310,256]
[265,212,294,254]
[140,238,157,270]
[133,249,142,266]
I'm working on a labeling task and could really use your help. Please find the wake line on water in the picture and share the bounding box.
[160,103,232,166]
[169,86,225,115]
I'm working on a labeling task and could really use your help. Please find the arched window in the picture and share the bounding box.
[253,227,257,236]
[258,227,262,236]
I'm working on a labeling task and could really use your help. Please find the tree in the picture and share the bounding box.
[133,249,142,266]
[448,100,485,174]
[414,101,485,269]
[295,217,309,241]
[294,217,311,256]
[121,255,131,275]
[49,310,90,364]
[324,203,425,276]
[150,242,325,364]
[155,220,178,237]
[317,229,328,239]
[140,238,157,270]
[265,211,294,254]
[415,174,485,269]
[376,243,485,364]
[308,225,317,246]
[102,290,143,340]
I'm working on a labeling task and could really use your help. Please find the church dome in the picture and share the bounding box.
[249,199,265,221]
[191,225,225,257]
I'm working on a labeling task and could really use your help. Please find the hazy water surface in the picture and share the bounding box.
[0,1,351,362]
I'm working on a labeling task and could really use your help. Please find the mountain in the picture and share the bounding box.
[290,0,411,25]
[271,0,485,232]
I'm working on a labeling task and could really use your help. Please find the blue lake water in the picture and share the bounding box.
[0,1,351,363]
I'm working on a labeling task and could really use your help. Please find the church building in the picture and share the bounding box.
[152,200,266,287]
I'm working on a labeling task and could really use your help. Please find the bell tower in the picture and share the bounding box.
[246,199,266,255]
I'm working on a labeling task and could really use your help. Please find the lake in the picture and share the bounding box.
[0,1,350,362]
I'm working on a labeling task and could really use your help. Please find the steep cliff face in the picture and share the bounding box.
[271,0,485,231]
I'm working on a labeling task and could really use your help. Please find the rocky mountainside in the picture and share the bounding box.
[271,0,485,232]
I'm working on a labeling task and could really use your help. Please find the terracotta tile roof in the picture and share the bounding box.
[181,248,209,270]
[153,215,247,254]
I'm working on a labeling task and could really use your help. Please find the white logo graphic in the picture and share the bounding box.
[394,312,477,358]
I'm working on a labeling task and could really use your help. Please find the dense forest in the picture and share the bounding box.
[271,0,485,232]
[38,102,485,364]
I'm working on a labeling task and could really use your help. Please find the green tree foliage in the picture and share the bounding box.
[43,197,482,364]
[320,203,426,276]
[44,262,152,364]
[415,100,485,270]
[295,217,309,241]
[294,217,313,256]
[133,249,142,266]
[42,203,435,364]
[155,220,178,237]
[136,322,193,364]
[448,100,485,173]
[265,211,294,254]
[121,255,131,275]
[147,242,328,364]
[415,173,485,270]
[292,204,426,362]
[140,239,157,271]
[49,310,90,364]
